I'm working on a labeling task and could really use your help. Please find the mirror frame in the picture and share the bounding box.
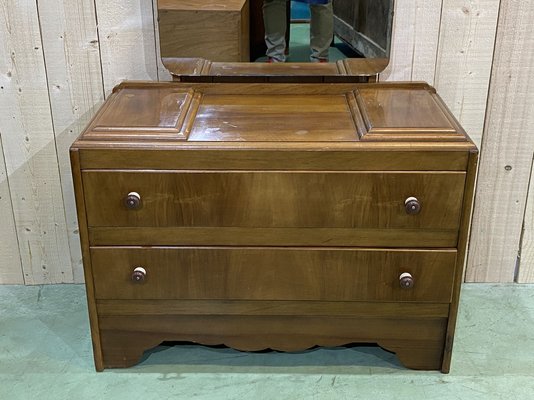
[158,0,394,83]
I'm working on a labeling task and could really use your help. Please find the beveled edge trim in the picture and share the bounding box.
[73,140,477,151]
[353,87,467,142]
[346,91,367,139]
[83,89,200,142]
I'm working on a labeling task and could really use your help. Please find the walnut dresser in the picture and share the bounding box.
[71,81,478,372]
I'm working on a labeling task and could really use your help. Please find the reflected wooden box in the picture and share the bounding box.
[71,81,477,373]
[158,0,250,62]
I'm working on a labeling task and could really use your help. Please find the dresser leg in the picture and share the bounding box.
[100,331,164,370]
[378,341,444,371]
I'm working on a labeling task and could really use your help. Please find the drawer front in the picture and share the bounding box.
[83,170,466,231]
[91,247,457,303]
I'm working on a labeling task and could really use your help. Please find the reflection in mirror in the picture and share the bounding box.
[256,0,393,63]
[332,0,394,59]
[157,0,394,77]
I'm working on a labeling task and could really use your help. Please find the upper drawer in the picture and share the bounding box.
[83,170,466,230]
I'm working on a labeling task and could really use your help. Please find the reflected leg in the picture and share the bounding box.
[263,0,288,62]
[310,1,334,62]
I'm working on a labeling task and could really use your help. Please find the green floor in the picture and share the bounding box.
[1,284,533,399]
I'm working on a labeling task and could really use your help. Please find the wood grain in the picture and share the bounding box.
[70,149,104,370]
[91,247,457,302]
[409,0,443,83]
[0,0,72,284]
[468,0,534,283]
[84,87,198,141]
[434,0,500,147]
[97,299,450,318]
[0,137,23,284]
[70,81,477,372]
[381,0,443,83]
[443,150,478,371]
[189,94,358,142]
[163,58,384,83]
[158,0,249,62]
[75,81,476,147]
[94,0,158,95]
[78,148,470,171]
[82,170,466,231]
[354,87,467,142]
[158,0,247,11]
[98,315,447,370]
[37,0,105,283]
[88,226,459,248]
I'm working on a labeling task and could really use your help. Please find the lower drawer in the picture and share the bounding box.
[91,247,457,302]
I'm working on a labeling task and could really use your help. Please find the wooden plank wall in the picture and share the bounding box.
[37,0,104,283]
[1,0,71,284]
[475,0,534,283]
[0,1,532,284]
[0,136,22,284]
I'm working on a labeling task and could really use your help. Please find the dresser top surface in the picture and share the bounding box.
[73,82,477,151]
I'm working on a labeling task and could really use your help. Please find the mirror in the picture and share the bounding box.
[157,0,394,80]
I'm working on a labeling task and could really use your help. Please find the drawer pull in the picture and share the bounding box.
[399,272,414,289]
[131,267,147,283]
[405,197,421,215]
[124,192,142,210]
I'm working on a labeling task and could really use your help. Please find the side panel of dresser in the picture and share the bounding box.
[70,149,104,371]
[442,150,479,373]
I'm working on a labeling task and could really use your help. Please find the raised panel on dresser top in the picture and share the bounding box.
[71,81,478,373]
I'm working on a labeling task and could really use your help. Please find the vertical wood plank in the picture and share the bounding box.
[410,1,443,83]
[94,0,159,95]
[466,0,534,283]
[37,0,105,283]
[0,0,72,284]
[434,0,500,147]
[382,0,417,81]
[0,136,23,284]
[381,0,443,83]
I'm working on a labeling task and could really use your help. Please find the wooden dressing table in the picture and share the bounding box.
[71,80,477,372]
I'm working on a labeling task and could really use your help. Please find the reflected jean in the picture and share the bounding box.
[263,0,334,62]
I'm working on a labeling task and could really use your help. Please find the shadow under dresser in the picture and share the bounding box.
[70,81,478,372]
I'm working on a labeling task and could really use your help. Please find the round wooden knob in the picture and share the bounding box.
[405,197,421,215]
[124,192,141,210]
[399,272,414,289]
[131,267,147,283]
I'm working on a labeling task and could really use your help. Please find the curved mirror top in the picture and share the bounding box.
[157,0,394,79]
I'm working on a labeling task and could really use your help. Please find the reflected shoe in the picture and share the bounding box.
[267,57,285,63]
